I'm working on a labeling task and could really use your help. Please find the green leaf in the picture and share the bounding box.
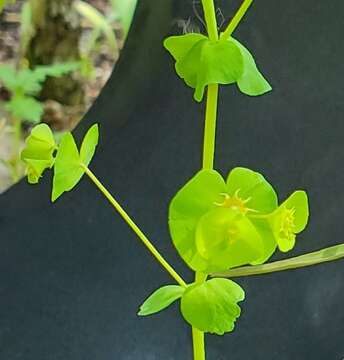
[138,285,185,316]
[0,63,79,97]
[5,96,43,123]
[169,170,226,271]
[229,37,272,96]
[180,278,245,335]
[34,62,80,81]
[80,124,99,165]
[52,124,99,202]
[21,123,56,184]
[268,190,309,252]
[0,64,17,91]
[226,167,278,214]
[195,207,264,272]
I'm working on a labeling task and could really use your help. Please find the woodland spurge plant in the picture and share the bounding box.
[21,1,344,359]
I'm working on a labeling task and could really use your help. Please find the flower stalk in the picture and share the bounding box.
[82,165,187,288]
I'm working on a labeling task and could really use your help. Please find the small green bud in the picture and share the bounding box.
[21,124,56,184]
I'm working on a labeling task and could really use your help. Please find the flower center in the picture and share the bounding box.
[279,207,296,241]
[215,189,256,215]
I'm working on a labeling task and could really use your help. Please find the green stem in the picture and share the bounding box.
[202,84,219,170]
[192,272,207,360]
[211,244,344,278]
[201,0,219,41]
[83,166,187,288]
[192,327,205,360]
[221,0,254,40]
[192,2,221,360]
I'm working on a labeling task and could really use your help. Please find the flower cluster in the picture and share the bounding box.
[169,167,309,273]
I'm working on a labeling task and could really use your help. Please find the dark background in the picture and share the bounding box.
[1,0,344,358]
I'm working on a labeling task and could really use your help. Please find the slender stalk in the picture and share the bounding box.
[212,244,344,278]
[221,0,253,40]
[83,165,187,288]
[192,327,205,360]
[201,0,219,41]
[192,272,207,360]
[202,84,219,170]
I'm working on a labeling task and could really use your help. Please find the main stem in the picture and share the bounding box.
[192,1,220,360]
[83,166,187,288]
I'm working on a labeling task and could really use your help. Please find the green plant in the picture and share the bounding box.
[0,63,79,123]
[0,62,78,180]
[20,1,344,359]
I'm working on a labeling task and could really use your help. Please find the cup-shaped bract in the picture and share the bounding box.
[164,34,271,102]
[169,167,279,272]
[52,124,99,202]
[268,190,309,252]
[196,207,264,272]
[21,123,56,184]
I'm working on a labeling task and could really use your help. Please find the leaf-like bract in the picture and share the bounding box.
[164,34,271,101]
[52,124,99,202]
[169,169,226,271]
[21,123,56,184]
[138,285,185,316]
[80,123,99,166]
[169,167,279,271]
[180,278,245,335]
[196,207,263,272]
[226,167,278,214]
[229,37,272,96]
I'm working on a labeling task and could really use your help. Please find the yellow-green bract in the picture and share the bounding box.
[21,123,56,184]
[164,33,271,102]
[52,124,99,201]
[169,167,309,273]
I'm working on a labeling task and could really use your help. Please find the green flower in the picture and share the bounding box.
[164,33,271,102]
[268,191,309,252]
[21,123,56,184]
[169,167,278,272]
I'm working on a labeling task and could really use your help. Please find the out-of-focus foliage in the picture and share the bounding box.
[0,0,16,13]
[0,63,79,123]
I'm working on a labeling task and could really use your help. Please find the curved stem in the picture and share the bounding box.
[83,165,187,288]
[221,0,253,40]
[211,244,344,278]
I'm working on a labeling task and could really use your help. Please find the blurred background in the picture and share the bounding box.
[0,0,137,193]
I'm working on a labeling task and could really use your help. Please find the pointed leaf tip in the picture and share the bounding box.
[138,285,185,316]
